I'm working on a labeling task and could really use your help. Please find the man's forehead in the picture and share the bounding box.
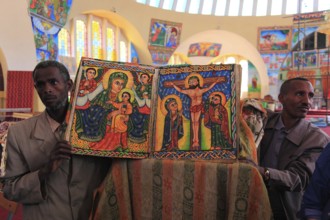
[290,81,313,89]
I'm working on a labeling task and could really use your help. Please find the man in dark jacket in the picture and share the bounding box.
[257,77,330,220]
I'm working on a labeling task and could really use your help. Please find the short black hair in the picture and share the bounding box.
[86,67,96,74]
[280,77,310,95]
[32,60,70,81]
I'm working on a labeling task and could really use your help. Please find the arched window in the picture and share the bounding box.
[91,20,102,59]
[58,14,135,76]
[119,41,127,62]
[211,55,252,98]
[106,25,115,61]
[75,19,87,65]
[58,28,70,56]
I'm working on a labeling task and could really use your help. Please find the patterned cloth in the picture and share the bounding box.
[0,121,13,177]
[6,71,34,110]
[92,159,272,220]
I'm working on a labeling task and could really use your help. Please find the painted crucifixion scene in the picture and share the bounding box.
[152,64,241,160]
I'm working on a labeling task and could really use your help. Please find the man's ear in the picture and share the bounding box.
[278,93,284,104]
[67,79,73,91]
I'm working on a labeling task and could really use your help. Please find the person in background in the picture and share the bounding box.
[238,98,267,164]
[300,142,330,219]
[2,60,111,220]
[253,77,330,220]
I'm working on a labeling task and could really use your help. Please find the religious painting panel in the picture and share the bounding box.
[148,19,182,49]
[151,64,241,160]
[65,58,155,158]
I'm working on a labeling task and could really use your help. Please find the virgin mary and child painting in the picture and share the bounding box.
[65,58,241,160]
[65,58,154,158]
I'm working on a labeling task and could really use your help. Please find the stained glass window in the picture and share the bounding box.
[76,19,87,65]
[58,28,70,56]
[119,41,127,62]
[92,21,102,59]
[106,28,115,61]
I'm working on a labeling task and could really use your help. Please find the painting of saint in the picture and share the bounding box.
[128,73,152,143]
[204,92,232,150]
[161,96,184,151]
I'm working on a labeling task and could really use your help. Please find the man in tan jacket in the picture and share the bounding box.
[2,61,110,220]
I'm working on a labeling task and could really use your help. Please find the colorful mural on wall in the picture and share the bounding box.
[257,11,330,107]
[187,43,222,57]
[258,26,291,52]
[247,61,261,98]
[292,26,318,48]
[32,16,60,62]
[29,0,72,26]
[292,50,318,69]
[29,0,73,62]
[130,43,140,64]
[261,53,292,71]
[148,19,182,66]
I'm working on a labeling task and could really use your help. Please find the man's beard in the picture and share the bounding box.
[189,85,198,89]
[46,98,68,111]
[210,102,219,107]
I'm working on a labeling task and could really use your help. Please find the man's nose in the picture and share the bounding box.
[302,94,312,105]
[44,83,53,93]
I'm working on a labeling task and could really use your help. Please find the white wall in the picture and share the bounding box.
[0,0,36,71]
